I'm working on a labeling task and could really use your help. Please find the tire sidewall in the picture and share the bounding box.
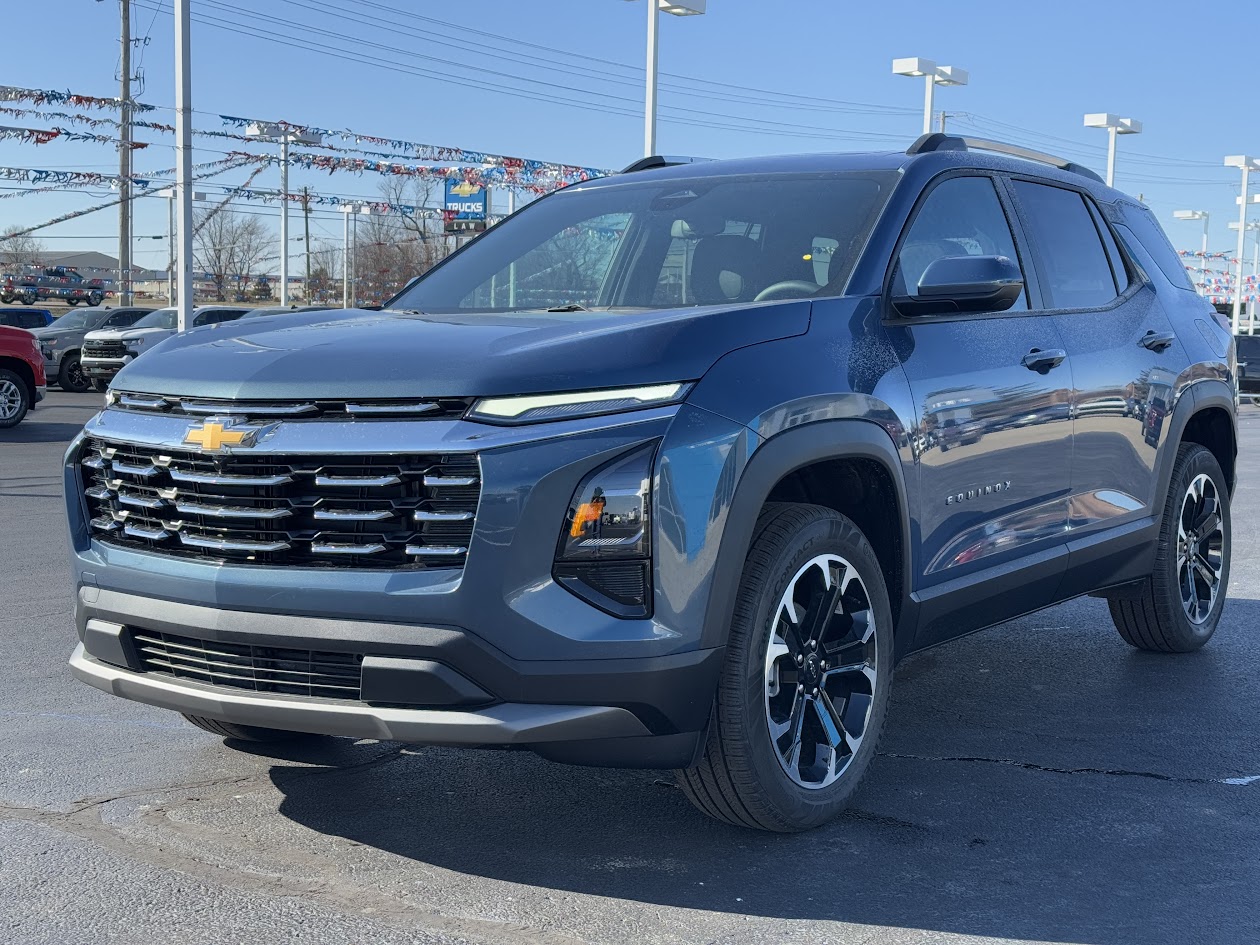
[59,354,91,393]
[1160,447,1231,644]
[731,512,894,826]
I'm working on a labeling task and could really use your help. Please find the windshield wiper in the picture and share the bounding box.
[545,302,590,312]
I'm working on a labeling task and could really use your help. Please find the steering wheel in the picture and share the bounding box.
[753,280,818,303]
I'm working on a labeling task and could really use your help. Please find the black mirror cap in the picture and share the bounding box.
[892,255,1024,317]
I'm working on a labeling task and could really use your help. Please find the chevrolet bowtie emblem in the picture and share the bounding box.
[183,419,259,452]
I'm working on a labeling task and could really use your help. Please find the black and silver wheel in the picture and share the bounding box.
[20,290,37,306]
[0,368,31,428]
[677,503,893,832]
[86,290,104,307]
[1109,444,1231,652]
[181,713,320,743]
[58,354,91,393]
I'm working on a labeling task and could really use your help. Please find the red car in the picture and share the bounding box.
[0,324,47,428]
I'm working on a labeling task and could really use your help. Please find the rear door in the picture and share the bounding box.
[1008,180,1187,595]
[889,173,1075,646]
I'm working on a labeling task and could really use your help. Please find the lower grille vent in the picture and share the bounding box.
[132,630,364,700]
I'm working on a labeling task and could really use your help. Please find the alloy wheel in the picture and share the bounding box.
[1176,473,1225,624]
[0,378,23,422]
[764,553,878,789]
[66,359,88,391]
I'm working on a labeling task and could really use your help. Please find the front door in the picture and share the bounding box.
[889,173,1075,645]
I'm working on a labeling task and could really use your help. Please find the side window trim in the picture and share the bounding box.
[882,169,1041,322]
[1085,198,1129,295]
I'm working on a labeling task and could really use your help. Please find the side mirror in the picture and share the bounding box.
[893,255,1024,317]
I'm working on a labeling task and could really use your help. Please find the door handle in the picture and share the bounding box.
[1022,348,1066,372]
[1140,330,1176,352]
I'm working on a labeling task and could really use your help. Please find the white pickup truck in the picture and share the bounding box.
[80,305,249,390]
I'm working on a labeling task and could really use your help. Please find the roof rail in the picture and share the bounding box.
[906,133,1105,184]
[621,155,715,173]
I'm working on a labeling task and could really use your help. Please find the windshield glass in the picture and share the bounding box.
[48,309,94,330]
[130,308,178,330]
[393,170,896,314]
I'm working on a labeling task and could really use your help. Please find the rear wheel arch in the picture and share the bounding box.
[700,420,913,654]
[1153,383,1237,507]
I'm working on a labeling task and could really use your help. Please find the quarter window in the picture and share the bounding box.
[1012,181,1119,309]
[894,176,1027,311]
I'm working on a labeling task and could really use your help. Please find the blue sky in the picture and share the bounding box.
[2,0,1257,275]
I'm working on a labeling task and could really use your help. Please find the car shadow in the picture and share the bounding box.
[267,596,1260,944]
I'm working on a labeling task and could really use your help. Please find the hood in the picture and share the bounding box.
[111,302,813,400]
[85,326,175,342]
[32,325,73,340]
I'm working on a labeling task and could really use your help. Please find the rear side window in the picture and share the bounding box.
[1011,181,1118,309]
[1120,205,1197,292]
[19,313,45,328]
[103,311,143,328]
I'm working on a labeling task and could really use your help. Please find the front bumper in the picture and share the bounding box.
[71,644,651,746]
[72,585,722,768]
[81,357,127,379]
[34,384,45,404]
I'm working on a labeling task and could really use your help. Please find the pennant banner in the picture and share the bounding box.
[0,85,155,113]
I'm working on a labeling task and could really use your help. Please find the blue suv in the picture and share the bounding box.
[65,135,1236,832]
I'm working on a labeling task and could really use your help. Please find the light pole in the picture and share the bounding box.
[892,58,968,136]
[174,0,194,332]
[1225,156,1260,333]
[1229,218,1260,331]
[1173,210,1210,294]
[625,0,706,157]
[247,123,323,307]
[1084,114,1142,188]
[339,203,369,308]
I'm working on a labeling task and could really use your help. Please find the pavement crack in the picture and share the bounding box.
[879,751,1258,785]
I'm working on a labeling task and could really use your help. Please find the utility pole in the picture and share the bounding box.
[302,187,311,301]
[118,0,133,305]
[174,0,194,332]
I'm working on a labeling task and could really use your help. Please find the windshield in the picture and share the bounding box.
[393,170,896,314]
[48,309,95,330]
[130,308,178,330]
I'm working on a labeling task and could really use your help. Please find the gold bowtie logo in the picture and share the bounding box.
[183,420,255,452]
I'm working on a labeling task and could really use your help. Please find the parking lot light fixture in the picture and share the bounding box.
[1225,156,1260,332]
[1084,114,1142,188]
[247,122,324,307]
[623,0,706,158]
[893,58,968,135]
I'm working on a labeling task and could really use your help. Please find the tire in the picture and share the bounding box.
[20,290,37,306]
[58,354,91,393]
[1109,444,1231,652]
[86,290,103,307]
[181,713,316,743]
[65,299,79,307]
[0,368,31,428]
[91,379,109,393]
[677,503,894,832]
[0,292,13,304]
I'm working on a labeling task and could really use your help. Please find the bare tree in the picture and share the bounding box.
[0,228,46,269]
[192,208,273,301]
[304,241,342,304]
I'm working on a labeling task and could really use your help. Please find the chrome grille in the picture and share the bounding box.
[131,629,364,699]
[110,390,473,421]
[80,437,479,569]
[84,340,127,359]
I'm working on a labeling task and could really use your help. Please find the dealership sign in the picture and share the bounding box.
[444,180,487,233]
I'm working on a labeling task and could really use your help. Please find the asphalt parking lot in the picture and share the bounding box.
[2,391,1258,945]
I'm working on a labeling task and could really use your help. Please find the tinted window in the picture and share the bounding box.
[895,175,1027,310]
[1012,181,1118,309]
[103,310,145,328]
[1120,205,1197,292]
[19,313,44,328]
[1089,202,1129,292]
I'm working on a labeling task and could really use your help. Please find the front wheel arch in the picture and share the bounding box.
[699,419,913,655]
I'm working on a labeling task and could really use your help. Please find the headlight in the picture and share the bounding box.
[43,337,58,348]
[126,337,144,348]
[469,383,689,425]
[553,442,656,618]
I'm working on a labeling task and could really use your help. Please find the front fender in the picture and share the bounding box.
[694,418,914,654]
